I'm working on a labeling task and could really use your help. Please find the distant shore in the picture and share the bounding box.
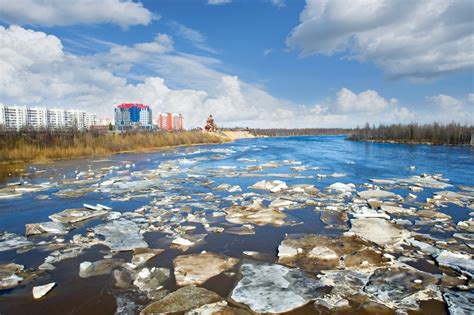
[347,123,473,146]
[347,138,474,146]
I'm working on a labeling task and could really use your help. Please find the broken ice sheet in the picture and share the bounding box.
[0,232,32,252]
[278,234,390,273]
[140,286,222,315]
[230,260,325,313]
[173,252,238,286]
[94,219,148,251]
[224,199,291,226]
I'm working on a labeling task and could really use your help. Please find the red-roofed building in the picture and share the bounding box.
[115,103,152,130]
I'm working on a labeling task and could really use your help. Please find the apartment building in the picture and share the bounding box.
[114,103,152,130]
[0,104,97,130]
[158,112,184,131]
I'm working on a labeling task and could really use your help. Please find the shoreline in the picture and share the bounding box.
[348,138,474,147]
[0,139,231,166]
[0,131,231,165]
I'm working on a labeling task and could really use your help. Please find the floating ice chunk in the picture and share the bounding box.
[173,252,238,286]
[249,180,288,193]
[79,259,123,278]
[230,260,324,313]
[172,237,195,247]
[33,282,55,299]
[349,218,410,247]
[96,203,112,210]
[49,208,107,224]
[443,289,474,315]
[0,232,32,252]
[357,190,397,199]
[94,219,148,251]
[434,250,474,278]
[406,239,439,255]
[328,182,355,193]
[140,286,222,314]
[0,263,24,290]
[25,221,70,236]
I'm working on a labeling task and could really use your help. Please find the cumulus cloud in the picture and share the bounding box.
[286,0,474,80]
[0,25,463,128]
[0,0,154,27]
[0,25,295,128]
[332,88,398,114]
[427,94,463,111]
[308,87,415,125]
[421,93,474,124]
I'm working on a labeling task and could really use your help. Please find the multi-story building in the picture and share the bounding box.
[158,112,184,131]
[0,104,97,130]
[47,108,66,129]
[173,114,184,131]
[0,105,28,130]
[114,103,152,130]
[28,107,48,129]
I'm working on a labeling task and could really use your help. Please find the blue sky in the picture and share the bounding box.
[0,0,472,127]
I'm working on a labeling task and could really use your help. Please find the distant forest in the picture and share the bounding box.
[250,128,353,137]
[349,123,474,145]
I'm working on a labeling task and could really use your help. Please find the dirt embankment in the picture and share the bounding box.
[219,131,256,140]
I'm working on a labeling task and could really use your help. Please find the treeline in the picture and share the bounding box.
[348,123,474,145]
[0,129,226,163]
[250,128,353,137]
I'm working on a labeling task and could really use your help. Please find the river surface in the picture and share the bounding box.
[0,136,473,314]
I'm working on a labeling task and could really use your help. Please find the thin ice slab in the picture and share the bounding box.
[173,252,238,286]
[94,219,148,251]
[230,260,324,313]
[140,286,222,315]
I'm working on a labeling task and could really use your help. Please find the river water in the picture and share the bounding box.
[0,136,473,314]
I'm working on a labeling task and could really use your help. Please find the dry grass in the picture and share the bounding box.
[0,131,228,163]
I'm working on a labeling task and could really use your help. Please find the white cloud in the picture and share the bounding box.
[0,25,294,128]
[207,0,232,5]
[306,88,417,126]
[0,0,154,27]
[170,21,217,54]
[270,0,286,8]
[263,49,273,56]
[421,93,474,124]
[427,94,463,111]
[468,93,474,104]
[0,25,467,129]
[286,0,474,80]
[332,88,397,114]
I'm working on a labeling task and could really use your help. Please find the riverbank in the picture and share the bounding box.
[220,130,256,140]
[348,123,473,146]
[0,131,228,164]
[348,138,474,146]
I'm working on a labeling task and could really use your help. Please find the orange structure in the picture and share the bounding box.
[158,113,184,131]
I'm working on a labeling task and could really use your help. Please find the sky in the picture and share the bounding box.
[0,0,473,128]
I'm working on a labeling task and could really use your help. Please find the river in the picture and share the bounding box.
[1,136,473,314]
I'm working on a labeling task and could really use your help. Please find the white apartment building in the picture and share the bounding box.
[47,108,66,129]
[28,107,49,129]
[0,105,28,130]
[139,109,151,127]
[0,105,97,130]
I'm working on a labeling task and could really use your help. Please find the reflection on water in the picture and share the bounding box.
[0,163,25,183]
